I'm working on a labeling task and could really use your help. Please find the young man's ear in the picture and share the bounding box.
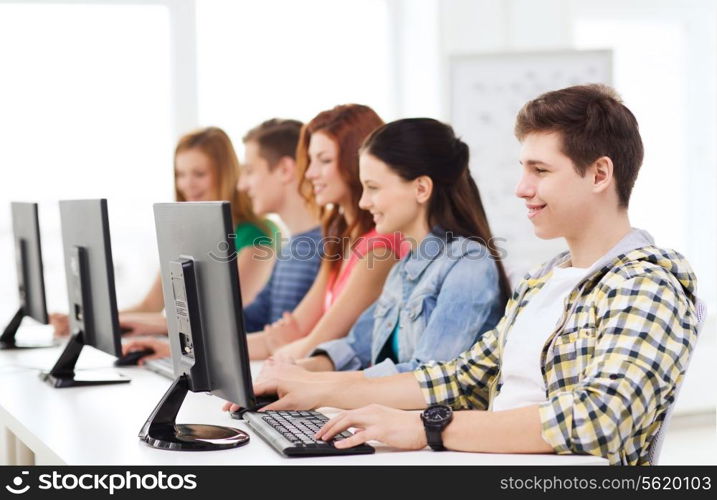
[415,175,433,204]
[274,156,298,184]
[591,156,614,195]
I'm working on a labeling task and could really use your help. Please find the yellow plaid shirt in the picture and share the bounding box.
[415,244,698,465]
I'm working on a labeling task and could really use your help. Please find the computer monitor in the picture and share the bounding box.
[40,199,129,388]
[1,202,52,349]
[139,201,254,451]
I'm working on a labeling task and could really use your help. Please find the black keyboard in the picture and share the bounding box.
[243,410,375,457]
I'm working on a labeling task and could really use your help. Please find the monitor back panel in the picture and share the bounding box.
[153,202,253,407]
[59,199,121,356]
[10,202,48,323]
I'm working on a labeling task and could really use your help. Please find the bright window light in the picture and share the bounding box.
[195,0,392,154]
[0,3,173,313]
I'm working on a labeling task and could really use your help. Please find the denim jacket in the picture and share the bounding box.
[312,228,505,377]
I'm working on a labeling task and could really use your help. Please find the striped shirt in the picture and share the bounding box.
[243,227,322,332]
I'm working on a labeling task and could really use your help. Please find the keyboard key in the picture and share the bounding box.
[246,410,375,457]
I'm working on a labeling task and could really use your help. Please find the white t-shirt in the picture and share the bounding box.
[491,264,593,412]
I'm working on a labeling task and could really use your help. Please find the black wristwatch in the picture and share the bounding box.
[420,404,453,451]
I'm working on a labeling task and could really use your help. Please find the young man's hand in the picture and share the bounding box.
[263,312,304,353]
[316,404,427,450]
[221,359,322,413]
[221,400,242,413]
[270,338,312,362]
[254,356,299,384]
[250,358,336,411]
[49,313,69,337]
[122,338,169,365]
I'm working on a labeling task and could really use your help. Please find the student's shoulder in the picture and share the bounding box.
[600,245,694,287]
[442,236,497,268]
[297,226,323,241]
[445,234,480,253]
[234,221,264,237]
[286,227,323,258]
[438,238,501,290]
[234,220,277,249]
[592,246,697,312]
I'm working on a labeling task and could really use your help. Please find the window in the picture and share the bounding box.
[195,0,393,154]
[0,2,173,311]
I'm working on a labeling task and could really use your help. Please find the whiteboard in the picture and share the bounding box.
[450,50,612,284]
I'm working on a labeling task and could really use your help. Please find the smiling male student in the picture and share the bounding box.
[251,84,699,466]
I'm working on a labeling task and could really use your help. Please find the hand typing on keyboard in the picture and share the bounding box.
[262,411,352,445]
[243,410,376,456]
[220,360,318,414]
[315,404,427,451]
[251,359,335,411]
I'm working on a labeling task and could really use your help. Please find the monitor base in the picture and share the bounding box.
[0,307,56,350]
[40,370,130,388]
[139,374,249,451]
[0,340,56,350]
[41,330,129,387]
[142,423,249,451]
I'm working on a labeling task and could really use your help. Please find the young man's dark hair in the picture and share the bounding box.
[514,84,644,207]
[242,118,303,167]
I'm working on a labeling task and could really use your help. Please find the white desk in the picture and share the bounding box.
[0,335,608,466]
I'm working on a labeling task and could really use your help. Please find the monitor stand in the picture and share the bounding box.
[39,330,129,388]
[139,374,249,451]
[0,307,55,350]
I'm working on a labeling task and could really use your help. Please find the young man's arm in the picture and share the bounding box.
[317,404,553,453]
[254,322,504,412]
[297,354,335,372]
[254,369,425,411]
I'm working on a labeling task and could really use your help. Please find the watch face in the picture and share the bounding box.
[424,405,451,423]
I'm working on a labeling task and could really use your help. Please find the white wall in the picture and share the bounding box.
[0,1,177,318]
[426,0,717,414]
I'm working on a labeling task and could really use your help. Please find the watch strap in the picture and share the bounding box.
[425,427,446,451]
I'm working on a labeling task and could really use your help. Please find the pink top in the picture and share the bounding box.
[323,229,406,312]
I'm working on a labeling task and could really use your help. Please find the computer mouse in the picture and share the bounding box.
[114,348,154,366]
